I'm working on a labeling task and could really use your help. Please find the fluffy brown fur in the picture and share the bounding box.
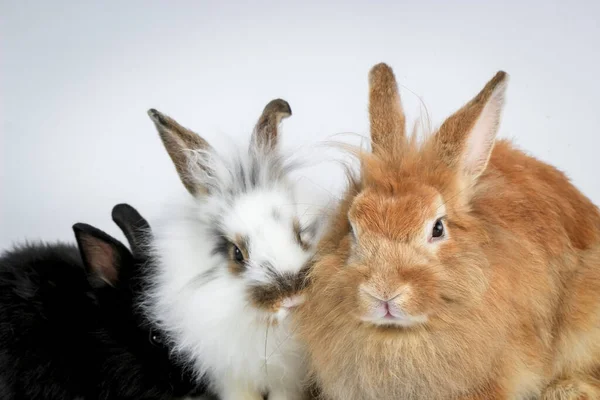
[295,63,600,400]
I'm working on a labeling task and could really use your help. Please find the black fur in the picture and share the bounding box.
[0,204,207,400]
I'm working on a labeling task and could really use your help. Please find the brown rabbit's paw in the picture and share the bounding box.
[542,378,600,400]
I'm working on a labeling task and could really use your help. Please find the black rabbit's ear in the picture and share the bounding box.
[111,203,150,257]
[73,223,132,287]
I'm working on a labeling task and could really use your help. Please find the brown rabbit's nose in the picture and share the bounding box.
[360,286,406,304]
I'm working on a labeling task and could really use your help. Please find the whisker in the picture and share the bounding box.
[435,180,478,214]
[266,319,299,361]
[399,83,432,135]
[188,266,220,289]
[294,176,343,201]
[264,321,270,376]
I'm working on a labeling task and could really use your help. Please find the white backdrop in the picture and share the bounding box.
[1,0,599,249]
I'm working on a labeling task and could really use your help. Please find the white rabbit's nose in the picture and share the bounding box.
[275,295,305,323]
[281,294,305,309]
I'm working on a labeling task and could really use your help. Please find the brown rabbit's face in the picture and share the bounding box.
[348,182,446,327]
[338,162,489,330]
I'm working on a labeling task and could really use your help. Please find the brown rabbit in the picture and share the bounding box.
[295,63,600,400]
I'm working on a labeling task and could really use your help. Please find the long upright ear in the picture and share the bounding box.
[368,63,406,157]
[111,203,151,257]
[147,108,213,196]
[435,71,508,180]
[250,99,292,151]
[73,223,133,288]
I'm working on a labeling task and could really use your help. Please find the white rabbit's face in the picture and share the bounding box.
[208,186,314,316]
[147,99,321,322]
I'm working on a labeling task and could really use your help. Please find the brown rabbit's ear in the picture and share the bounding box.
[368,63,406,157]
[147,108,213,196]
[251,99,292,151]
[435,71,508,181]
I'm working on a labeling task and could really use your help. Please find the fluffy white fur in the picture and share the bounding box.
[146,138,321,400]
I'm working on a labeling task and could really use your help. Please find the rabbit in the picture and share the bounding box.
[144,98,324,400]
[294,63,600,400]
[0,203,207,400]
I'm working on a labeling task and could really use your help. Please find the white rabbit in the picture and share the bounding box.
[144,99,322,400]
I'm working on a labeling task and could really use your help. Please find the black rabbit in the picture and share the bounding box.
[0,204,208,400]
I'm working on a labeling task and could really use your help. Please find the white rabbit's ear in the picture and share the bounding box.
[250,99,292,152]
[368,63,407,157]
[434,71,508,181]
[148,108,213,196]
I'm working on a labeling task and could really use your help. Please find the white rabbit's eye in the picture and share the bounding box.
[233,245,245,263]
[431,218,445,239]
[293,219,309,250]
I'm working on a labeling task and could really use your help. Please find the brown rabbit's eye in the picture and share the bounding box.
[233,245,245,263]
[432,218,445,239]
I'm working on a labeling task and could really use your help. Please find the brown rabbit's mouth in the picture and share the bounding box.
[361,310,429,328]
[354,282,437,330]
